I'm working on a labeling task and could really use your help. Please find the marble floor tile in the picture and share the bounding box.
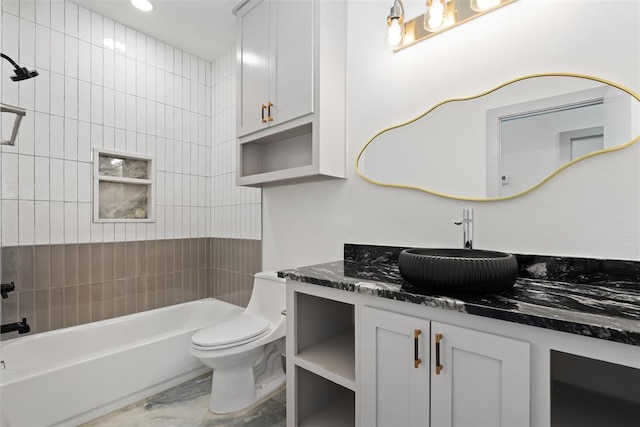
[82,373,286,427]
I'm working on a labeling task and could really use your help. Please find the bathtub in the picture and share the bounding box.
[0,298,243,427]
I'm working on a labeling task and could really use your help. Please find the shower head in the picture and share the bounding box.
[1,53,38,82]
[10,66,39,81]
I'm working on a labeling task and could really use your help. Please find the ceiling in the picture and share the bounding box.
[72,0,238,61]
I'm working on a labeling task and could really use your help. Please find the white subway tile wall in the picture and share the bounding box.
[0,0,261,246]
[211,47,261,240]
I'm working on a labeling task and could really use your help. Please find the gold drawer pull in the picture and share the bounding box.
[414,329,422,368]
[435,333,443,375]
[267,102,274,122]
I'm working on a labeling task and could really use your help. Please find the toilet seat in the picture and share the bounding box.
[192,314,270,350]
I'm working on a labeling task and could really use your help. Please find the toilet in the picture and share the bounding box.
[190,271,286,414]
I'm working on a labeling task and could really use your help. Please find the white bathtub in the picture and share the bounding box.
[0,298,243,427]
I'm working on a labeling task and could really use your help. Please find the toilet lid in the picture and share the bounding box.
[192,314,270,348]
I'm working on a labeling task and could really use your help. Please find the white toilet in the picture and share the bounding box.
[190,271,286,414]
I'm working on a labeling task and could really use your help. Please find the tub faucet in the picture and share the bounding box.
[1,318,30,335]
[454,209,474,249]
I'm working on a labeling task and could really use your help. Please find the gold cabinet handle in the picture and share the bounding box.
[414,329,422,368]
[267,102,274,122]
[261,104,267,124]
[435,333,443,375]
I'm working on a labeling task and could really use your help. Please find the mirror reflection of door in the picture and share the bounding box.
[497,100,604,197]
[561,127,604,160]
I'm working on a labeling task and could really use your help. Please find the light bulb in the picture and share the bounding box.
[387,19,403,47]
[427,15,443,30]
[424,0,446,32]
[471,0,500,12]
[430,0,444,16]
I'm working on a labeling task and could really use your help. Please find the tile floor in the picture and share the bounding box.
[82,373,286,427]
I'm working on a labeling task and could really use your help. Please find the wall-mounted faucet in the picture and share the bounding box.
[1,282,15,299]
[454,209,474,249]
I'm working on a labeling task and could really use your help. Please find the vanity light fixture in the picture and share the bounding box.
[131,0,153,12]
[387,0,518,51]
[386,0,405,48]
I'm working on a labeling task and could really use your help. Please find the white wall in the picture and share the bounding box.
[0,0,212,246]
[263,0,640,270]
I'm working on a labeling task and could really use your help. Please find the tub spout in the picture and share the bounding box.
[1,318,30,334]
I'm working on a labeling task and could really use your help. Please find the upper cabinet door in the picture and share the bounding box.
[430,322,531,427]
[236,0,313,138]
[237,0,271,136]
[360,306,431,427]
[270,0,314,126]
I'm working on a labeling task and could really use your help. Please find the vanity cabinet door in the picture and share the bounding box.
[361,306,431,427]
[430,322,531,427]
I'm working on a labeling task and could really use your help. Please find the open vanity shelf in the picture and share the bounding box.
[290,291,356,426]
[296,368,355,427]
[550,351,640,426]
[295,327,355,390]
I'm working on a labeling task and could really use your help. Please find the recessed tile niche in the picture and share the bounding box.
[93,149,154,222]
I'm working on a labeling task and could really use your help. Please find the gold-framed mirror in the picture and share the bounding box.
[356,73,640,201]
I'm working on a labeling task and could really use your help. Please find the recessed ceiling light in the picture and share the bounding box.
[130,0,153,12]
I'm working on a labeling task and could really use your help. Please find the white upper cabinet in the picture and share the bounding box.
[236,0,313,136]
[234,0,346,187]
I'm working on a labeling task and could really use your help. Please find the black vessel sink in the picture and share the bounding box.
[398,248,518,294]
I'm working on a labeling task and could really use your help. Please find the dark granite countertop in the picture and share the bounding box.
[278,244,640,346]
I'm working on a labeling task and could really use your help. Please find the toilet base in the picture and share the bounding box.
[207,340,285,414]
[209,374,286,416]
[207,382,286,420]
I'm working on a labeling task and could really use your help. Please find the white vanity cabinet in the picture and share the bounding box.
[234,0,347,186]
[287,281,531,427]
[286,273,640,427]
[360,306,530,427]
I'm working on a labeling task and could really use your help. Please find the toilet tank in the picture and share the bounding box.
[244,272,286,324]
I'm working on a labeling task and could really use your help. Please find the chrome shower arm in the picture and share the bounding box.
[1,103,26,146]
